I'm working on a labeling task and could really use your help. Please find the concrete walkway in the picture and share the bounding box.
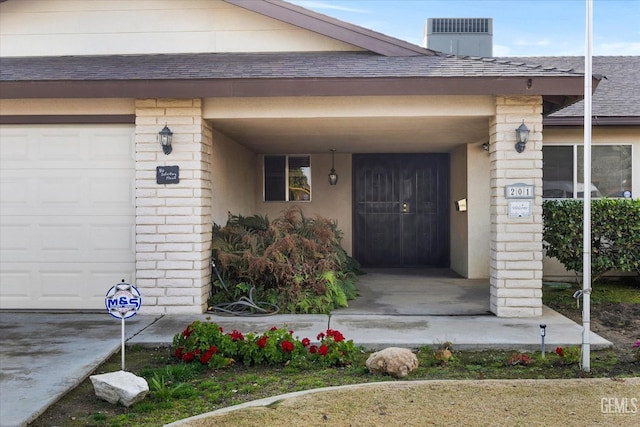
[0,270,612,426]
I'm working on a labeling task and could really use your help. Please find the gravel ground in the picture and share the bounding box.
[171,377,639,427]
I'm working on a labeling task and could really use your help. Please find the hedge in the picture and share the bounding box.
[542,198,640,283]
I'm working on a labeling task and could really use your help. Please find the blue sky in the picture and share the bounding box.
[290,0,640,56]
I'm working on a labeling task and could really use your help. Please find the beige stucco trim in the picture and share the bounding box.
[203,96,496,119]
[0,98,135,115]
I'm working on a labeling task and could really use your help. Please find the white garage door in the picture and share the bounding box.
[0,125,136,310]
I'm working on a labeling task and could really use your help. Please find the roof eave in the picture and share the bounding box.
[0,75,588,116]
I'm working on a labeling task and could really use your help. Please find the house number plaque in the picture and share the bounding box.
[505,183,534,199]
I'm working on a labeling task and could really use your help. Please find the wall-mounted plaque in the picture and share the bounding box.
[508,200,532,218]
[156,165,179,184]
[505,183,534,199]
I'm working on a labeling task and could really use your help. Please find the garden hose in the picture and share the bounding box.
[206,258,279,316]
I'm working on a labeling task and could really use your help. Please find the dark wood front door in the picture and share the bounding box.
[353,154,450,267]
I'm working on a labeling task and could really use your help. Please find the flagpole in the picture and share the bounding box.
[582,0,593,372]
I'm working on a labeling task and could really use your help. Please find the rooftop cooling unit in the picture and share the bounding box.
[424,18,493,57]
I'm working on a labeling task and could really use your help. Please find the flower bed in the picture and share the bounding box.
[172,321,358,368]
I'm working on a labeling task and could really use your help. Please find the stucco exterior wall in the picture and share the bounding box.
[254,153,353,255]
[450,145,469,276]
[0,0,361,57]
[450,143,492,279]
[467,142,492,278]
[210,129,256,227]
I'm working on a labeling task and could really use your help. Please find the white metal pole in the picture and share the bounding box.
[121,316,126,371]
[582,0,593,372]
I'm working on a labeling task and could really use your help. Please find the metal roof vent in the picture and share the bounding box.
[424,18,493,57]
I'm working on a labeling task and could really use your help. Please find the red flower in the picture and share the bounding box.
[229,330,245,341]
[281,340,294,353]
[194,349,201,356]
[257,336,268,349]
[174,347,184,359]
[270,326,278,331]
[309,345,318,354]
[330,330,345,342]
[289,330,295,335]
[555,347,564,357]
[182,327,191,338]
[318,344,329,356]
[199,346,217,364]
[182,352,195,362]
[218,326,224,332]
[200,352,212,364]
[301,337,311,347]
[317,332,325,341]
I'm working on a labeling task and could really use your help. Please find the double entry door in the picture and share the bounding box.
[353,154,450,267]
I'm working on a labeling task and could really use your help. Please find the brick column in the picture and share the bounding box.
[134,99,212,315]
[489,96,543,317]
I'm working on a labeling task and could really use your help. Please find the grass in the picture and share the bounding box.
[542,277,640,308]
[31,279,639,427]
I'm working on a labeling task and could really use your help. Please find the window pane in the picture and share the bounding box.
[264,155,286,201]
[543,146,574,198]
[579,145,633,198]
[288,156,311,201]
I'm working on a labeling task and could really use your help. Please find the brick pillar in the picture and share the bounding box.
[489,96,543,317]
[134,99,212,315]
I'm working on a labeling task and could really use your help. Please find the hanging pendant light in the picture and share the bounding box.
[328,149,338,185]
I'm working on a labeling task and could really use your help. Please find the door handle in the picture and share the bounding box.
[401,202,409,213]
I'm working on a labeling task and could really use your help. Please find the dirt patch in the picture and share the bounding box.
[176,379,640,427]
[549,302,640,362]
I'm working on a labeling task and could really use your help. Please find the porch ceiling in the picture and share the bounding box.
[210,115,490,153]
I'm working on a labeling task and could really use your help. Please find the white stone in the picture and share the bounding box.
[366,347,418,378]
[90,370,149,407]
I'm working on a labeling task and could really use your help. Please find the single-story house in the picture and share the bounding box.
[1,0,637,316]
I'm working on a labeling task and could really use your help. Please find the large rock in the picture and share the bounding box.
[90,370,149,407]
[366,347,418,378]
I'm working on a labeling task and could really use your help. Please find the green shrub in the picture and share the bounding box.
[210,206,360,313]
[172,322,358,368]
[543,198,640,282]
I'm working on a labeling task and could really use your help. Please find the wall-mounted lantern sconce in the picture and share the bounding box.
[328,149,338,185]
[515,121,530,153]
[481,142,490,152]
[158,124,173,155]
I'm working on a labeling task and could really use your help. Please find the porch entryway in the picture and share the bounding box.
[334,268,490,315]
[353,154,450,267]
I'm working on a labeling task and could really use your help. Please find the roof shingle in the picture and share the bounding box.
[0,52,585,82]
[501,56,640,117]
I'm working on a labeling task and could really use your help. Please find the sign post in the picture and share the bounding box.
[105,280,142,371]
